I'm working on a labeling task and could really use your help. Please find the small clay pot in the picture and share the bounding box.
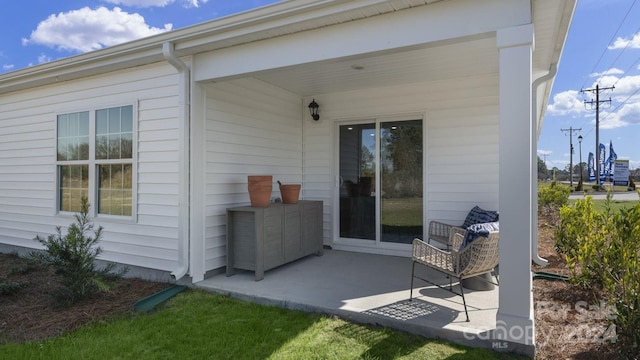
[248,175,272,207]
[278,181,301,204]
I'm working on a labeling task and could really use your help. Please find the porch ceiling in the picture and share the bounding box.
[251,35,499,96]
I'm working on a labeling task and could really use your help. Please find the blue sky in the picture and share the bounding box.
[0,0,281,69]
[1,0,639,171]
[540,0,640,171]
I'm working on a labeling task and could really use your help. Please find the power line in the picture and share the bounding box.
[580,0,638,90]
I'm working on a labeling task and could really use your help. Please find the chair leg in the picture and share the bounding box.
[459,280,469,322]
[410,261,416,301]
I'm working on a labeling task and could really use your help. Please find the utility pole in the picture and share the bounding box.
[560,127,581,188]
[582,84,614,187]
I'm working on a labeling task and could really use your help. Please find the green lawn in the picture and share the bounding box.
[0,290,523,360]
[568,198,639,213]
[382,197,423,226]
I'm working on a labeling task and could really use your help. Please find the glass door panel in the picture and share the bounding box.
[380,120,423,244]
[339,123,376,240]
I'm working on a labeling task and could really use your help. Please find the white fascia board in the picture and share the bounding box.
[0,0,387,94]
[0,0,530,94]
[194,0,530,82]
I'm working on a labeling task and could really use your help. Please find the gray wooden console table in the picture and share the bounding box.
[226,200,323,281]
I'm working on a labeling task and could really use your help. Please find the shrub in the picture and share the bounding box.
[538,181,570,209]
[555,195,608,289]
[30,197,126,306]
[0,279,27,295]
[556,192,640,357]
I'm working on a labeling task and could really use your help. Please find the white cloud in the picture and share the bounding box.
[546,90,587,116]
[183,0,209,7]
[608,32,640,49]
[104,0,174,7]
[589,68,624,77]
[37,54,52,64]
[600,102,640,129]
[609,75,640,102]
[549,73,640,130]
[22,7,173,53]
[537,149,552,156]
[2,64,14,70]
[103,0,209,7]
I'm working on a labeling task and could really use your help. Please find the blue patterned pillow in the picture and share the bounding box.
[462,206,499,229]
[461,222,499,249]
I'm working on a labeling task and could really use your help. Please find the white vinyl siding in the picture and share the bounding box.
[203,78,302,271]
[0,62,183,272]
[302,73,500,246]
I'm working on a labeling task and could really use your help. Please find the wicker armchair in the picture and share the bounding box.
[409,230,499,321]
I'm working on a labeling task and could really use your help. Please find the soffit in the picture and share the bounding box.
[251,35,498,96]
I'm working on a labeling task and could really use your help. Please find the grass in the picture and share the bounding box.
[568,198,637,213]
[382,197,422,226]
[0,290,523,360]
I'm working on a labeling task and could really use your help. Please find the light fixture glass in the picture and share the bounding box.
[308,99,320,121]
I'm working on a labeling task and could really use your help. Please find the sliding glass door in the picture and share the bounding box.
[338,119,423,248]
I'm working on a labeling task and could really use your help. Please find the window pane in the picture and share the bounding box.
[79,112,90,134]
[96,135,108,160]
[57,111,89,161]
[96,106,132,160]
[57,138,68,161]
[98,164,132,216]
[79,136,90,160]
[109,135,120,159]
[96,109,108,135]
[109,108,121,133]
[121,106,133,132]
[121,133,132,159]
[59,165,88,212]
[57,115,68,138]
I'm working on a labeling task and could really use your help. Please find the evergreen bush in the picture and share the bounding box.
[30,197,126,306]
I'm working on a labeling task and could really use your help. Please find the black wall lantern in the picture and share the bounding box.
[308,99,320,121]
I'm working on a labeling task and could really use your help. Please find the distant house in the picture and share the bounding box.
[0,0,575,351]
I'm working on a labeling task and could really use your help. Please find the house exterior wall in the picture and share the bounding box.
[203,78,302,271]
[0,62,182,272]
[302,73,499,248]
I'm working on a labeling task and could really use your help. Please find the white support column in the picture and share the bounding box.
[495,24,535,347]
[189,81,206,283]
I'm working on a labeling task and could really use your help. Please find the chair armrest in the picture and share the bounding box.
[428,221,455,246]
[412,238,454,272]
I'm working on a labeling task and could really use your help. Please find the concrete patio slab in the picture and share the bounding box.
[196,249,499,349]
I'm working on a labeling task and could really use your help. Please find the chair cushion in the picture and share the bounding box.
[461,222,499,249]
[462,206,499,229]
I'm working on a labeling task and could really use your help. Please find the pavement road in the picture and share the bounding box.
[569,191,639,201]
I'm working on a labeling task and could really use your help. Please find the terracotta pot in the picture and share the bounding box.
[279,183,301,204]
[248,175,272,207]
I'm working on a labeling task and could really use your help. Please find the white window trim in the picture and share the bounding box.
[55,103,138,222]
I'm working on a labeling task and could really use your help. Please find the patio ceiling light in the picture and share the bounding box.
[308,99,320,121]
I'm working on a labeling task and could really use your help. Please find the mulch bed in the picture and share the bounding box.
[0,253,168,344]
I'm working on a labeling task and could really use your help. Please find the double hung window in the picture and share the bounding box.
[56,105,134,217]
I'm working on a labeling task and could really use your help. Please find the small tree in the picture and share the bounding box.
[31,197,125,305]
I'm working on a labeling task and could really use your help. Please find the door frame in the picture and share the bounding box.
[331,113,428,257]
